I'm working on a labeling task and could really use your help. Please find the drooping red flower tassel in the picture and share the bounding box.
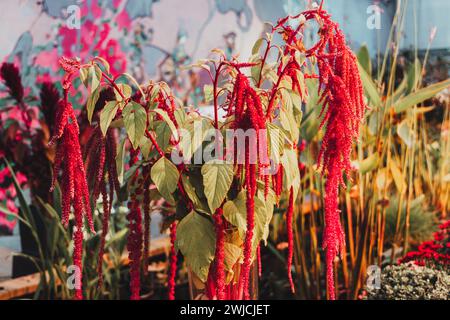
[0,62,24,103]
[96,181,111,288]
[127,150,143,300]
[257,245,262,278]
[50,98,94,300]
[242,148,256,300]
[274,9,366,299]
[168,222,178,300]
[142,165,151,275]
[286,187,295,293]
[213,208,226,300]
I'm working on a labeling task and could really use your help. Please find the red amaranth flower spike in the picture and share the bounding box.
[168,222,178,300]
[97,183,110,288]
[286,187,295,293]
[127,149,143,300]
[142,165,151,275]
[50,95,95,299]
[275,9,366,299]
[0,62,24,103]
[213,208,226,300]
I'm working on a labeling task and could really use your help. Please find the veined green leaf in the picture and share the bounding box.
[151,108,179,142]
[201,160,234,213]
[175,211,216,282]
[223,191,247,235]
[252,37,264,55]
[151,157,179,202]
[203,84,214,104]
[123,101,147,149]
[115,138,126,184]
[100,101,119,136]
[94,56,110,74]
[114,83,132,102]
[86,87,100,123]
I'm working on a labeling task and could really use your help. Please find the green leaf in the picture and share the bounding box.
[357,61,381,107]
[121,72,146,98]
[175,211,216,282]
[181,174,210,215]
[115,138,126,184]
[201,160,234,212]
[94,56,110,74]
[151,108,179,141]
[223,242,242,272]
[279,98,299,143]
[406,58,422,93]
[357,45,371,75]
[91,65,102,93]
[79,67,89,87]
[139,135,152,160]
[81,65,101,92]
[100,101,119,136]
[123,101,147,149]
[397,120,414,148]
[151,157,179,202]
[223,191,247,235]
[356,153,379,174]
[267,123,283,165]
[223,190,271,247]
[203,85,214,104]
[151,120,172,155]
[393,78,450,113]
[86,87,100,123]
[281,148,300,198]
[252,37,264,55]
[390,159,406,194]
[114,83,132,102]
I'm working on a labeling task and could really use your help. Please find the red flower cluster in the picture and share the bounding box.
[50,97,94,299]
[399,220,450,269]
[127,150,143,300]
[286,187,295,293]
[168,222,178,300]
[274,9,366,299]
[142,165,152,276]
[227,71,267,299]
[84,127,120,287]
[213,208,226,300]
[0,63,24,103]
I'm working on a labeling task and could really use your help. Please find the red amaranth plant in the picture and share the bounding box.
[271,9,366,299]
[51,6,366,301]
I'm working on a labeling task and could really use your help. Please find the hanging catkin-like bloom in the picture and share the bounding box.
[213,208,226,300]
[286,187,295,293]
[84,127,120,287]
[273,8,366,299]
[127,149,143,300]
[226,69,267,299]
[142,165,151,276]
[0,63,24,103]
[50,96,94,299]
[168,222,178,300]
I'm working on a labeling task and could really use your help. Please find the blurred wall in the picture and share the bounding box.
[0,0,447,77]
